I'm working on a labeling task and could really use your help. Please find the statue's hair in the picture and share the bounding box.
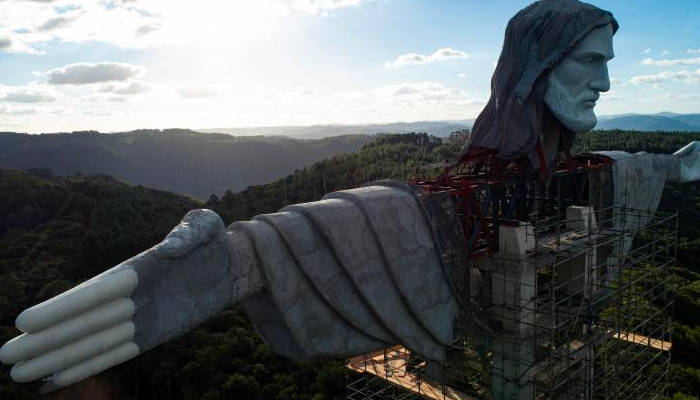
[462,0,618,164]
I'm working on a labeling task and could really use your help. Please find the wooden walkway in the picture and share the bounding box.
[346,346,475,400]
[613,331,672,351]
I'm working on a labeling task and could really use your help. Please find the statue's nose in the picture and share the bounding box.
[589,63,610,92]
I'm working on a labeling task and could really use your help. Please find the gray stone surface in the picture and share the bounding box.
[132,209,233,351]
[325,186,456,346]
[261,210,393,342]
[235,218,384,357]
[234,185,458,361]
[286,198,441,358]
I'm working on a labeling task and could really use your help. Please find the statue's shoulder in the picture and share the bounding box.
[590,150,633,161]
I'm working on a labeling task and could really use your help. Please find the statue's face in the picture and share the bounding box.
[544,23,614,133]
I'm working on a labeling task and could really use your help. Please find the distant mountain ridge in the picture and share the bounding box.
[200,113,700,138]
[2,114,698,199]
[595,112,700,132]
[0,129,374,199]
[199,120,474,139]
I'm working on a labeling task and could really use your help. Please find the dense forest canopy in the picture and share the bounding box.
[0,130,699,399]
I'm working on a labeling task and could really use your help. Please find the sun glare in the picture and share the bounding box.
[149,1,289,48]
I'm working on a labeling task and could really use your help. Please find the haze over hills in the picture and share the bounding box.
[0,129,374,200]
[2,114,698,200]
[199,113,700,139]
[199,120,474,139]
[596,113,700,132]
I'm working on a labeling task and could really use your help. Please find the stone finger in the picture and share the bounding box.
[1,298,134,365]
[42,341,139,392]
[15,269,137,333]
[10,321,135,383]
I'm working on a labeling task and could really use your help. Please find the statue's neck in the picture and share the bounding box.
[539,106,567,169]
[541,124,561,167]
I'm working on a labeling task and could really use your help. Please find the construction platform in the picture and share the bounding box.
[347,160,676,400]
[347,346,474,400]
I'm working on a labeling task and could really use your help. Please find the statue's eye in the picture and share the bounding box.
[579,57,595,64]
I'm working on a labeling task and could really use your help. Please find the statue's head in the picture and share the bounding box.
[544,23,614,134]
[463,0,618,168]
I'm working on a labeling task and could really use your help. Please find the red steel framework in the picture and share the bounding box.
[347,145,674,400]
[413,147,614,259]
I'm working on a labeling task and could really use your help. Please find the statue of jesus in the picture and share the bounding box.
[2,0,699,394]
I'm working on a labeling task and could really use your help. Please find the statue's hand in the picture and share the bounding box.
[0,209,231,393]
[674,141,700,183]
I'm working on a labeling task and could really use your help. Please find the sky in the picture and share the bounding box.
[0,0,699,133]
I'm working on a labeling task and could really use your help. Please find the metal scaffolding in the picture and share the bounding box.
[346,158,675,400]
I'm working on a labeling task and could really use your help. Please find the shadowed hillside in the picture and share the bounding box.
[0,130,374,200]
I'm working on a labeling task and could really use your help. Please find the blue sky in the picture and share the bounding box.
[0,0,698,133]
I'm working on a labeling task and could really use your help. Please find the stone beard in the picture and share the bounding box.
[544,76,598,134]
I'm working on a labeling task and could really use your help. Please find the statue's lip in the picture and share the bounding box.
[581,94,600,107]
[583,93,600,102]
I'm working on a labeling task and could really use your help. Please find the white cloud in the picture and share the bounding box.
[98,81,150,95]
[285,0,367,16]
[0,80,487,133]
[253,81,484,126]
[660,49,670,56]
[0,36,11,49]
[0,106,37,115]
[373,81,478,104]
[135,23,161,36]
[0,0,371,54]
[1,91,55,103]
[0,29,44,55]
[37,11,82,31]
[430,47,469,61]
[46,62,144,85]
[663,93,700,101]
[83,109,112,117]
[641,57,700,67]
[643,48,651,54]
[457,73,467,78]
[599,88,621,102]
[176,86,219,99]
[0,84,59,103]
[384,47,469,68]
[686,48,700,54]
[629,68,700,85]
[385,53,427,68]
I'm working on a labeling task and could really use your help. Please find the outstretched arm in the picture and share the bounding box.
[0,209,263,393]
[593,141,700,211]
[673,141,700,183]
[1,184,461,394]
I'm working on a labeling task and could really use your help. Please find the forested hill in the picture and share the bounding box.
[1,131,700,399]
[204,130,700,398]
[0,129,374,200]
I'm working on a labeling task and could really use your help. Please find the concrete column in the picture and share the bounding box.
[489,223,536,400]
[565,205,597,232]
[563,206,598,297]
